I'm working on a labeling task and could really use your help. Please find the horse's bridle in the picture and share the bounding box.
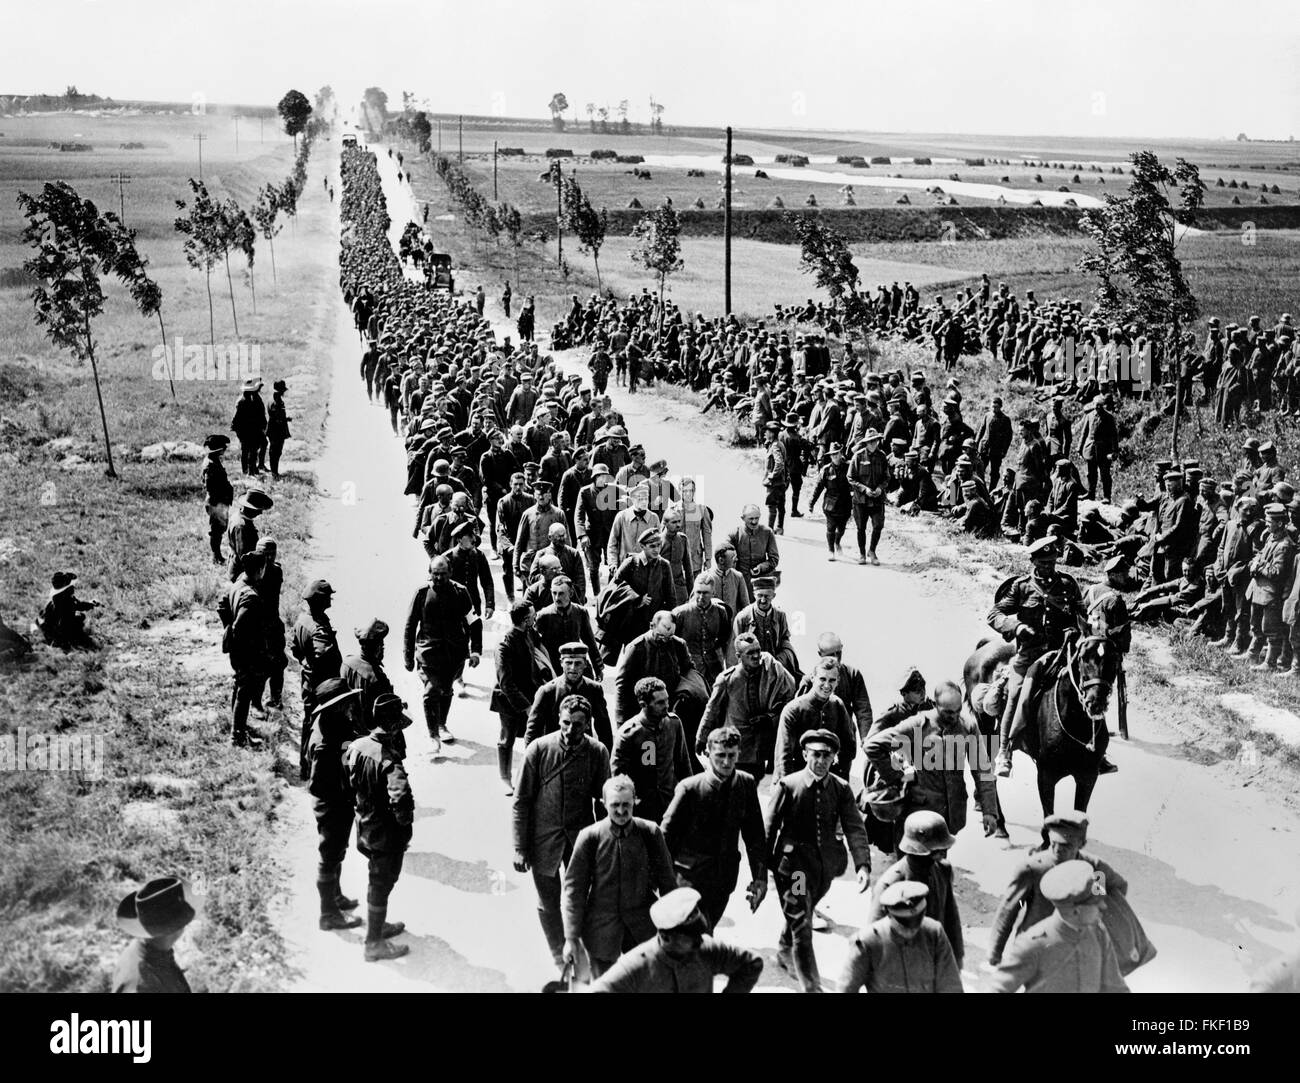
[1055,635,1112,751]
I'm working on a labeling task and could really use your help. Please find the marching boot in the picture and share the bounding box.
[1284,658,1300,678]
[318,874,362,931]
[538,909,566,967]
[497,744,515,795]
[364,905,410,961]
[1252,642,1282,672]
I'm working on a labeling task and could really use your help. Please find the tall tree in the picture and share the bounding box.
[411,111,432,152]
[548,92,569,131]
[230,203,257,315]
[787,212,872,335]
[362,87,389,134]
[252,183,282,285]
[19,181,161,477]
[562,176,609,290]
[1078,150,1205,453]
[277,89,313,151]
[586,102,596,132]
[500,203,523,289]
[174,178,224,344]
[629,201,682,329]
[617,99,630,134]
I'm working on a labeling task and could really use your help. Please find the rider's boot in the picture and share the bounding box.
[996,674,1033,779]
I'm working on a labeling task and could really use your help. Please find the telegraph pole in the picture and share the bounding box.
[438,119,442,154]
[458,114,463,162]
[109,171,131,224]
[232,114,241,154]
[553,162,563,264]
[493,140,498,200]
[724,126,733,316]
[193,132,207,180]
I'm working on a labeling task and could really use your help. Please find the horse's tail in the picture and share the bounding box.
[974,634,995,652]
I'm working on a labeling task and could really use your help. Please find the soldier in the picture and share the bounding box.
[252,538,287,712]
[217,550,269,748]
[809,442,853,559]
[305,678,365,932]
[344,693,415,961]
[836,880,963,994]
[1151,470,1198,585]
[1237,503,1295,670]
[975,396,1013,487]
[774,655,858,781]
[698,632,796,777]
[701,544,751,622]
[495,472,533,605]
[561,775,676,978]
[779,412,812,519]
[764,729,871,992]
[726,505,780,591]
[847,429,890,565]
[988,536,1086,777]
[674,477,714,582]
[864,811,965,970]
[533,522,585,605]
[340,619,395,726]
[612,529,676,642]
[445,521,495,621]
[514,479,566,583]
[1255,440,1286,495]
[867,680,1000,843]
[612,676,697,824]
[534,576,601,675]
[576,463,619,596]
[734,576,801,679]
[661,726,767,931]
[607,485,661,568]
[988,810,1131,967]
[292,579,342,777]
[990,860,1130,993]
[403,555,483,747]
[671,574,733,691]
[226,489,273,579]
[266,379,292,480]
[513,695,610,968]
[762,421,789,534]
[588,886,763,993]
[230,377,267,476]
[658,508,693,606]
[111,876,201,994]
[201,434,234,565]
[527,643,613,748]
[492,600,556,794]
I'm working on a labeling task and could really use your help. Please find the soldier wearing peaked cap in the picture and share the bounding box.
[587,885,764,993]
[340,618,396,726]
[764,728,871,992]
[836,879,963,994]
[988,810,1136,968]
[990,859,1130,993]
[1239,502,1296,671]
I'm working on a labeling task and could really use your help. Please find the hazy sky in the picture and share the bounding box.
[5,0,1299,139]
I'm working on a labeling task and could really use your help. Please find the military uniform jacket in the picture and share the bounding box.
[203,459,234,507]
[658,530,693,604]
[446,545,495,614]
[526,675,613,749]
[226,511,259,570]
[991,912,1130,993]
[989,569,1084,652]
[734,603,800,678]
[1247,532,1296,605]
[535,602,601,673]
[494,491,534,553]
[865,854,964,967]
[612,553,676,617]
[865,708,998,836]
[671,599,732,682]
[291,611,342,689]
[975,412,1013,462]
[764,767,871,879]
[494,626,556,717]
[403,581,482,671]
[848,449,891,506]
[1154,491,1197,558]
[219,577,267,671]
[1078,407,1117,462]
[725,524,779,582]
[340,654,395,724]
[344,732,414,856]
[797,662,872,738]
[701,566,750,622]
[513,731,610,874]
[836,917,963,994]
[811,461,853,518]
[661,767,765,886]
[774,692,857,781]
[607,508,661,566]
[576,482,621,547]
[588,934,763,993]
[611,712,697,823]
[989,850,1127,964]
[514,504,568,570]
[614,632,696,725]
[562,817,677,960]
[699,655,797,761]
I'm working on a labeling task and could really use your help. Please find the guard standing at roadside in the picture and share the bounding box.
[202,435,234,565]
[293,579,342,778]
[306,678,365,933]
[344,692,415,962]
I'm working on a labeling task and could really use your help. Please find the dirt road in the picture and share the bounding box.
[275,140,1300,993]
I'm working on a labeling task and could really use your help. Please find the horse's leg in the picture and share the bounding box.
[1035,765,1057,850]
[1073,769,1099,814]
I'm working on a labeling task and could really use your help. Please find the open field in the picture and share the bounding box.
[0,112,337,991]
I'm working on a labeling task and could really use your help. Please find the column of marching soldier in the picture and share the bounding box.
[198,142,1174,991]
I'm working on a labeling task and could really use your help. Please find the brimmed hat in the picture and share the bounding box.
[203,434,230,452]
[241,378,263,392]
[116,876,202,939]
[272,379,288,393]
[312,677,360,715]
[372,692,413,729]
[51,570,78,594]
[304,579,334,602]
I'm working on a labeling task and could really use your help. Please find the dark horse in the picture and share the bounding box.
[963,633,1118,838]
